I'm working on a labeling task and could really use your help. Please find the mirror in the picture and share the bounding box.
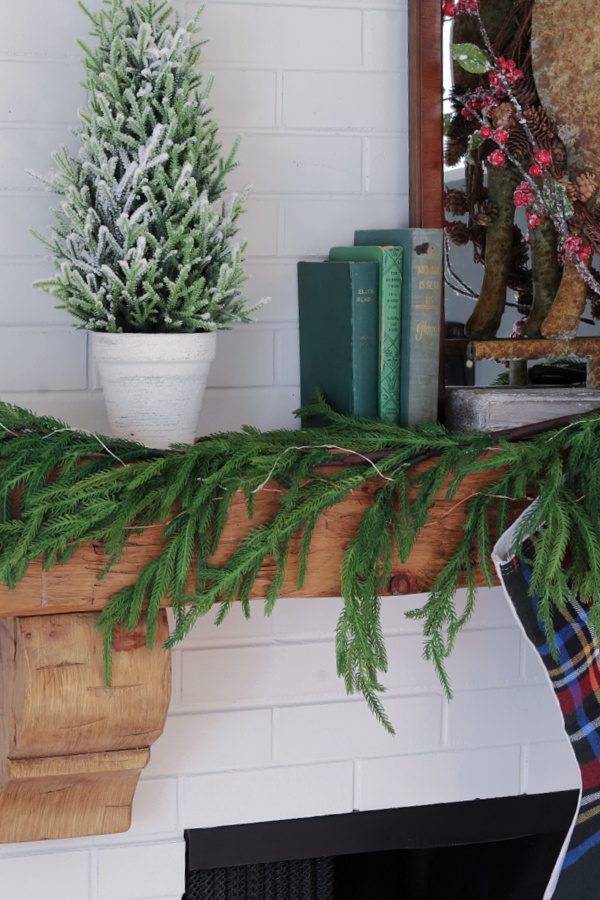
[441,0,600,388]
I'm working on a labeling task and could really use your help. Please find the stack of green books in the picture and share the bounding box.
[297,228,443,426]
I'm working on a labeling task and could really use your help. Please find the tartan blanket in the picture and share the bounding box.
[494,508,596,900]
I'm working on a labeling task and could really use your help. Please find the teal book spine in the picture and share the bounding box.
[354,229,443,425]
[297,261,379,419]
[328,246,403,424]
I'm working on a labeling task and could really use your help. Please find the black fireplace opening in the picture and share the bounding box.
[184,791,578,900]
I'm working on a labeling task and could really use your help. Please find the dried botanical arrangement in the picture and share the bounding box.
[443,0,600,348]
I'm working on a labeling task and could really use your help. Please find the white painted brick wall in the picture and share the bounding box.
[0,1,579,898]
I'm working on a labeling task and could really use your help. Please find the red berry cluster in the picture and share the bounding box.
[514,180,534,207]
[488,149,506,168]
[526,212,543,229]
[565,235,593,264]
[489,59,524,94]
[480,124,509,145]
[497,57,524,84]
[529,149,552,177]
[442,0,480,16]
[534,149,552,167]
[461,87,500,121]
[514,182,544,229]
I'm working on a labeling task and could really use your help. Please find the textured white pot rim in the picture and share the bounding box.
[93,331,217,364]
[92,331,217,343]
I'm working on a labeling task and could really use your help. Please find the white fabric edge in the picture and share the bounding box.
[491,499,581,900]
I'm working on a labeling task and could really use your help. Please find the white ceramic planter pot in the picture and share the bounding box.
[93,332,217,449]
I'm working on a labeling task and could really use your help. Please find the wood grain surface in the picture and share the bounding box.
[408,0,444,230]
[0,461,525,619]
[408,0,445,416]
[0,611,171,842]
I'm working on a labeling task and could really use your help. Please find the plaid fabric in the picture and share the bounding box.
[498,535,597,900]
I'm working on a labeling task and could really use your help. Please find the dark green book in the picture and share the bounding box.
[355,229,443,425]
[297,261,379,419]
[328,245,403,424]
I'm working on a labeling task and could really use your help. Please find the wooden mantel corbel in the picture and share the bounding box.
[0,611,171,843]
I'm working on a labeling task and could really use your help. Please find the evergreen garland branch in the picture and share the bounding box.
[1,396,600,731]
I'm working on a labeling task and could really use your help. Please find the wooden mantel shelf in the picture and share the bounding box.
[0,461,511,620]
[0,461,522,845]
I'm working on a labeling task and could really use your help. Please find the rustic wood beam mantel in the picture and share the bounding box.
[0,462,514,621]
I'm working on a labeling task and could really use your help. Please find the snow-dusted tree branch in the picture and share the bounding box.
[34,0,261,333]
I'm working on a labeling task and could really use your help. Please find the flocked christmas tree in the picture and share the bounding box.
[34,0,256,333]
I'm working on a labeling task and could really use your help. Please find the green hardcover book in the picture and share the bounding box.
[297,260,379,419]
[354,229,443,426]
[328,245,403,424]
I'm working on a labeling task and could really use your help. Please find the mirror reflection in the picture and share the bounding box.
[442,1,600,388]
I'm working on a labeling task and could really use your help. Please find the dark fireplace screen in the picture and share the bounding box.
[184,793,578,900]
[186,857,334,900]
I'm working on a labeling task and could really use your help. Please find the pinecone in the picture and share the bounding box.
[522,106,558,146]
[571,206,600,255]
[445,133,469,168]
[559,178,578,205]
[444,188,468,216]
[513,74,537,109]
[506,126,532,162]
[444,108,473,168]
[491,102,517,131]
[445,221,470,246]
[575,172,599,203]
[472,199,498,227]
[550,140,568,176]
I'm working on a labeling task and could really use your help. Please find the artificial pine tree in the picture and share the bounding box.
[35,0,255,333]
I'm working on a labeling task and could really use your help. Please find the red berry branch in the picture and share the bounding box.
[443,0,480,16]
[443,0,600,299]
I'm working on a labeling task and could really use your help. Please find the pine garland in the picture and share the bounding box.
[0,397,599,733]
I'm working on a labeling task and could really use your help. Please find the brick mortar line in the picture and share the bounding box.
[0,190,407,199]
[171,687,530,717]
[0,58,406,75]
[169,691,444,717]
[185,0,407,8]
[0,123,408,134]
[171,746,527,773]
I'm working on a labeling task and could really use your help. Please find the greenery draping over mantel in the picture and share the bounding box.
[0,396,598,732]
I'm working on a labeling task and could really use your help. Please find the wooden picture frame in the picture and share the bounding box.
[408,0,445,413]
[408,0,444,230]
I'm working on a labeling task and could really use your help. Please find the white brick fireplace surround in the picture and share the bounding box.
[0,0,580,897]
